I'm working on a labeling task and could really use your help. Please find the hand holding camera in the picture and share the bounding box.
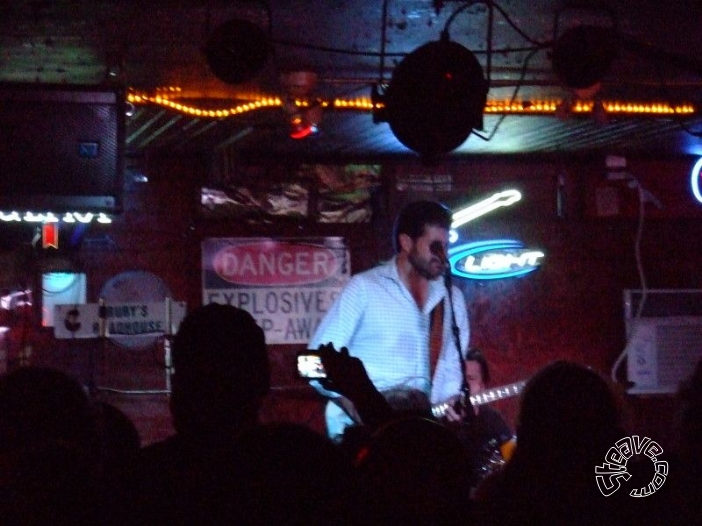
[297,343,394,428]
[298,343,371,397]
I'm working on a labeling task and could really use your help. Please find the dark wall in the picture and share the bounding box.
[6,152,702,447]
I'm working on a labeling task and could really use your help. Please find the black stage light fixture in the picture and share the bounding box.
[551,25,617,93]
[383,36,488,158]
[205,19,271,85]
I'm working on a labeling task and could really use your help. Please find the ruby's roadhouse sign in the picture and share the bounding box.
[202,237,350,344]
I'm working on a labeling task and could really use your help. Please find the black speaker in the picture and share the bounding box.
[0,84,124,213]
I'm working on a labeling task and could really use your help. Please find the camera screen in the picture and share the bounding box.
[297,353,327,379]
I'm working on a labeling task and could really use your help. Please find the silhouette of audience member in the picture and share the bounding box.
[668,357,702,525]
[110,303,271,525]
[473,361,627,525]
[93,401,140,482]
[348,416,474,526]
[0,366,100,525]
[342,386,436,467]
[232,422,351,526]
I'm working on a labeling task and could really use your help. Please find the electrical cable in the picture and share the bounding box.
[471,46,542,142]
[443,1,547,47]
[273,37,542,58]
[272,0,548,65]
[379,0,390,83]
[609,176,651,384]
[271,38,404,58]
[96,387,171,395]
[650,51,702,139]
[435,0,552,144]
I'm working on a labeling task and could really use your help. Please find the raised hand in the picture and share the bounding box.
[316,342,393,428]
[317,343,373,399]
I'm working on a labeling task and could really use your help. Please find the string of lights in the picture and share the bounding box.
[127,88,696,119]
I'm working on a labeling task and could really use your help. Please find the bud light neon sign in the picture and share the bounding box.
[691,157,702,203]
[448,240,544,280]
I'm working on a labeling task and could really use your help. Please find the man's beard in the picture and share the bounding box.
[408,248,444,280]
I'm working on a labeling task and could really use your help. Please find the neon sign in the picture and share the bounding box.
[451,189,522,229]
[691,157,702,203]
[0,211,112,224]
[448,240,544,280]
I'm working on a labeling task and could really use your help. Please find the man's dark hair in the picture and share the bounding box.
[465,348,490,384]
[392,200,451,253]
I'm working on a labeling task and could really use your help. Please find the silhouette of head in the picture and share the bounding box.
[170,303,270,438]
[0,366,95,453]
[94,401,140,471]
[516,361,620,459]
[351,416,473,524]
[233,422,350,525]
[679,357,702,459]
[0,367,100,524]
[382,386,432,417]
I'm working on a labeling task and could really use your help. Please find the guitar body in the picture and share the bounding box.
[433,379,525,491]
[499,435,517,462]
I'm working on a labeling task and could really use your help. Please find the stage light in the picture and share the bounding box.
[551,25,617,97]
[286,102,322,140]
[205,19,271,85]
[381,35,488,158]
[280,71,323,139]
[289,115,318,139]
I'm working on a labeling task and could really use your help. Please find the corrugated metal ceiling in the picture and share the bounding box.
[2,0,702,161]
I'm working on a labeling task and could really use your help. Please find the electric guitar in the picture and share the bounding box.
[431,379,527,419]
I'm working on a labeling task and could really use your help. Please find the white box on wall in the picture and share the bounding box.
[624,289,702,394]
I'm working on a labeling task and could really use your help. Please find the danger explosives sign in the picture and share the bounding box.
[202,237,350,344]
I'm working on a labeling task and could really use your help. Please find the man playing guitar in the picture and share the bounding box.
[443,348,517,493]
[308,200,469,442]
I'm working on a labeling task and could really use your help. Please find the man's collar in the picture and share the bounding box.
[383,255,446,308]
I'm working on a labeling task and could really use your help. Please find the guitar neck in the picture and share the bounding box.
[431,379,526,419]
[469,380,526,407]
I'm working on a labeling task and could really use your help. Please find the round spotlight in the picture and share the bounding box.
[551,25,617,91]
[384,38,488,157]
[205,19,271,85]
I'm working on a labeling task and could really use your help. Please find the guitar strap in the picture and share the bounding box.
[429,299,444,377]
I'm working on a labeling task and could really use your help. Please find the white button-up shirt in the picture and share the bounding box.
[309,257,470,440]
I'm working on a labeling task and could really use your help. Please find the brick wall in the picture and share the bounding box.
[7,153,702,449]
